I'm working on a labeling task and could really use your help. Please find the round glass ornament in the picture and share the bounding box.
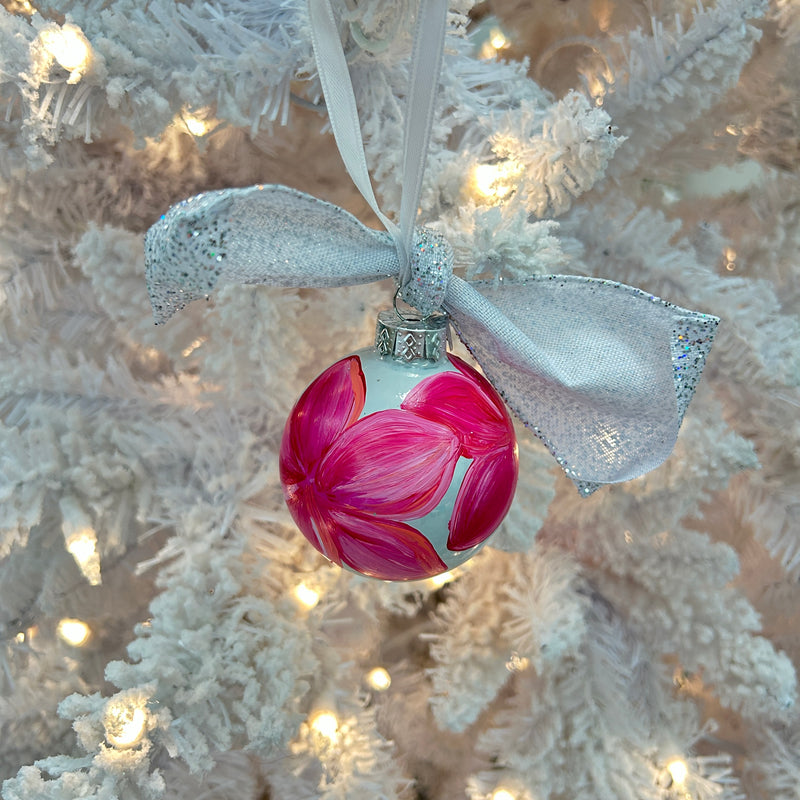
[279,310,519,581]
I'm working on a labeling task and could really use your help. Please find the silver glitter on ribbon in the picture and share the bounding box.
[400,227,452,317]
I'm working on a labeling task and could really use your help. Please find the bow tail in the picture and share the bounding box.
[444,275,718,492]
[144,184,399,324]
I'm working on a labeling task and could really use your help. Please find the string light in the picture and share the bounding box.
[472,162,520,202]
[293,582,321,609]
[178,109,218,138]
[505,652,530,672]
[65,528,102,586]
[477,26,511,60]
[104,700,148,749]
[492,789,516,800]
[365,666,392,691]
[181,337,206,358]
[57,618,91,647]
[38,24,92,74]
[667,758,689,785]
[14,631,25,644]
[309,710,339,741]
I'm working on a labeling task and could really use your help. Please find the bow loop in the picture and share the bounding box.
[145,185,397,325]
[443,275,718,492]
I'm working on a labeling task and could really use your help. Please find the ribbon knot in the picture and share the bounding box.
[401,227,453,317]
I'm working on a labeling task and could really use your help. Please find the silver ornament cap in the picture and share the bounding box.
[375,309,448,363]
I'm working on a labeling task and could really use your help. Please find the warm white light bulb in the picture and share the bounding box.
[492,789,516,800]
[104,701,148,748]
[65,528,102,586]
[472,162,518,201]
[39,24,91,72]
[57,618,91,647]
[294,582,321,609]
[310,710,339,740]
[184,115,208,137]
[667,758,689,785]
[489,30,508,50]
[366,667,392,691]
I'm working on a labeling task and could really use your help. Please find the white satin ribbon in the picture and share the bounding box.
[143,0,719,491]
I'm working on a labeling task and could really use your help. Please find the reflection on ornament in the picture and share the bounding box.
[472,162,520,201]
[65,528,102,586]
[280,312,518,581]
[724,247,736,272]
[310,710,339,741]
[57,618,91,647]
[294,582,321,609]
[366,666,391,691]
[104,700,148,749]
[38,24,91,73]
[667,758,689,785]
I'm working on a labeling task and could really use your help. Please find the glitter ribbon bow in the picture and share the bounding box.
[144,0,718,494]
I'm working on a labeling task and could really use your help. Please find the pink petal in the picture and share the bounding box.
[447,445,519,551]
[318,409,461,519]
[282,483,343,566]
[280,356,366,483]
[328,507,448,581]
[401,368,512,457]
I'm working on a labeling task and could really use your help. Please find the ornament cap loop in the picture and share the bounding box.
[375,308,448,363]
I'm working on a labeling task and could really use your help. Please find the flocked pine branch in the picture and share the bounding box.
[598,0,767,178]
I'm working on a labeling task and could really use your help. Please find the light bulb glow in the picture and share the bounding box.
[366,667,392,691]
[184,115,209,137]
[667,758,689,785]
[294,583,320,609]
[310,710,339,740]
[428,570,455,588]
[506,653,530,672]
[472,162,519,201]
[104,701,148,749]
[492,790,516,800]
[66,528,102,586]
[38,24,91,72]
[181,337,206,357]
[57,618,91,647]
[490,30,508,50]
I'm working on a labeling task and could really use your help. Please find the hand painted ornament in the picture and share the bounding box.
[280,311,518,581]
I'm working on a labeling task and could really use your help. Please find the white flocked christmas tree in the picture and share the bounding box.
[1,0,799,798]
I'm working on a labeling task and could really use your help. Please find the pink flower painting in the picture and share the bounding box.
[280,353,518,581]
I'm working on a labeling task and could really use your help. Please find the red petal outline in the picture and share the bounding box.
[283,484,343,566]
[280,356,365,484]
[319,409,460,519]
[447,446,519,551]
[328,508,448,581]
[402,369,511,457]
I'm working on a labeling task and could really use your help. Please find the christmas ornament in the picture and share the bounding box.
[279,311,518,581]
[144,0,720,580]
